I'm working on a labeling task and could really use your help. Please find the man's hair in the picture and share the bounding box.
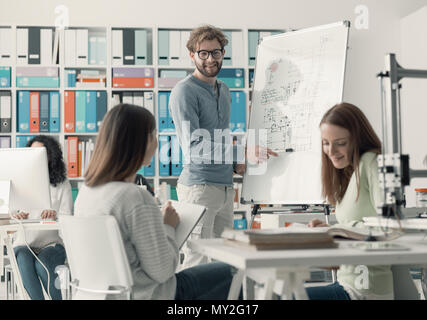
[186,25,228,52]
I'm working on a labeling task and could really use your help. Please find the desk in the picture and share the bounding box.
[188,233,427,299]
[0,222,61,300]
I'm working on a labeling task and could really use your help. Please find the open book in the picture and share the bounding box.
[221,225,402,251]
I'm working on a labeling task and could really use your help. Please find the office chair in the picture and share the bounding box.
[58,215,133,300]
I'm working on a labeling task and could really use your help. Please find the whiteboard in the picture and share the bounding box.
[241,21,350,205]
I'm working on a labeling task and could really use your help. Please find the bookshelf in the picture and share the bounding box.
[0,24,286,218]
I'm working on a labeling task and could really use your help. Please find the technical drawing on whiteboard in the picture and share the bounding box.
[259,36,330,153]
[241,21,349,205]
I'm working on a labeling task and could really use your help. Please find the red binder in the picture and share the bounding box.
[64,91,75,132]
[29,91,40,133]
[67,136,78,178]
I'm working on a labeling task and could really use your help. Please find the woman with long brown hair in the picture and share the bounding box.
[306,102,393,300]
[74,103,237,300]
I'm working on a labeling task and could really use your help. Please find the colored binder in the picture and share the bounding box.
[135,30,147,65]
[16,76,60,88]
[230,91,246,132]
[64,91,75,132]
[97,36,107,65]
[159,135,171,176]
[75,91,86,133]
[144,156,155,177]
[16,135,34,148]
[158,30,169,65]
[85,91,97,132]
[88,36,98,65]
[28,27,41,64]
[123,29,135,65]
[39,91,50,132]
[17,91,30,133]
[158,92,169,132]
[0,92,11,133]
[223,31,232,66]
[96,91,107,131]
[29,91,40,132]
[112,77,154,88]
[248,31,259,66]
[0,67,11,87]
[67,137,79,178]
[49,91,60,132]
[171,135,183,176]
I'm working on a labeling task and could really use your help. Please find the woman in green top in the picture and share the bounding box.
[306,102,394,300]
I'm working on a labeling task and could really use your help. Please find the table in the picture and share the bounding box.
[188,233,427,299]
[0,222,61,300]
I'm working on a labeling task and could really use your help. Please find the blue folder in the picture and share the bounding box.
[85,91,97,132]
[159,135,171,176]
[230,91,246,132]
[96,91,107,132]
[144,156,155,177]
[158,91,170,132]
[17,91,30,133]
[16,135,34,148]
[39,91,50,132]
[49,91,60,132]
[171,135,182,176]
[75,91,86,133]
[0,67,11,87]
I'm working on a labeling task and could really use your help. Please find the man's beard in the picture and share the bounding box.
[195,60,222,78]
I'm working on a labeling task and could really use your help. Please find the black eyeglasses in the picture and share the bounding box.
[196,49,224,60]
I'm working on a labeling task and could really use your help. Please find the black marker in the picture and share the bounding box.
[285,148,294,152]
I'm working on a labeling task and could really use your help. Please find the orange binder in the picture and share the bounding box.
[112,77,154,88]
[29,91,40,133]
[78,140,82,177]
[67,136,78,178]
[64,91,75,132]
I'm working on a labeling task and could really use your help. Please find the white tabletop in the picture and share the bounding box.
[187,233,427,270]
[0,222,60,232]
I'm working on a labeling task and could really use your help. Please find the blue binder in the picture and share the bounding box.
[49,91,60,132]
[75,91,86,133]
[223,31,232,66]
[144,156,155,177]
[96,91,107,132]
[135,30,147,65]
[85,91,97,132]
[0,67,11,87]
[170,135,182,176]
[17,91,30,133]
[16,135,34,148]
[230,91,246,132]
[158,30,169,65]
[159,135,171,176]
[39,91,50,132]
[166,92,175,131]
[158,91,170,132]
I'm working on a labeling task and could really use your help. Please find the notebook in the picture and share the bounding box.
[169,200,206,249]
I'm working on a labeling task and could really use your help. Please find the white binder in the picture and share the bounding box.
[16,28,28,65]
[40,28,53,65]
[112,29,123,66]
[65,29,76,66]
[76,29,89,66]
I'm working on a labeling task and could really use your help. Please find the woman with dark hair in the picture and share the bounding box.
[13,135,73,300]
[305,102,393,300]
[75,103,237,300]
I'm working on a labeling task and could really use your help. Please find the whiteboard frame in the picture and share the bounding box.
[241,21,350,206]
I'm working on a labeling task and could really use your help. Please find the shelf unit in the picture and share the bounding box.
[0,24,286,217]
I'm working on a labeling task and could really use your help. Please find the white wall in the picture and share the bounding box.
[1,0,426,204]
[1,0,425,133]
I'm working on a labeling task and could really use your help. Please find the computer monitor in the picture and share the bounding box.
[0,147,51,214]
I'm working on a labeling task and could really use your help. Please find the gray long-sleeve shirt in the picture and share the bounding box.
[169,74,244,187]
[74,182,179,300]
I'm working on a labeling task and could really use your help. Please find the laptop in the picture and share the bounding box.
[169,200,206,249]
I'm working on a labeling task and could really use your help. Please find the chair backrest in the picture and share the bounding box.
[59,215,133,299]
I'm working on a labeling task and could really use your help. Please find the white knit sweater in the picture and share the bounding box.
[74,181,179,300]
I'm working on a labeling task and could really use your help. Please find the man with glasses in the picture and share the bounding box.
[169,25,277,270]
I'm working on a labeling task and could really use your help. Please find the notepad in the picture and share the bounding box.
[169,200,206,249]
